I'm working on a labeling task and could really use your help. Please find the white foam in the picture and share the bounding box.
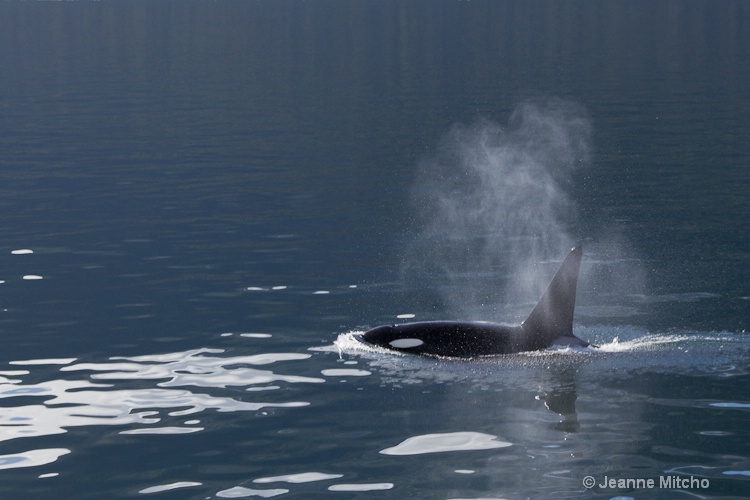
[596,334,692,352]
[396,313,416,319]
[11,249,34,255]
[22,275,43,280]
[333,332,405,356]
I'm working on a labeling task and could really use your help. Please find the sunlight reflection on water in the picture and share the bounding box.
[380,432,513,456]
[2,327,748,498]
[0,448,70,471]
[0,346,324,472]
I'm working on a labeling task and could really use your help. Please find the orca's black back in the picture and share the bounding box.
[385,321,520,357]
[360,247,587,357]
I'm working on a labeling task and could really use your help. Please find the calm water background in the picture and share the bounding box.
[1,1,749,499]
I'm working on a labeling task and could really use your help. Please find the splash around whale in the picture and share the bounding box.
[357,246,593,358]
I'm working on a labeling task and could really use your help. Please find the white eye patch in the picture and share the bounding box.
[389,338,424,349]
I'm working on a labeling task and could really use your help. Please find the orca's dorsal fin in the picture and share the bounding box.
[521,246,582,340]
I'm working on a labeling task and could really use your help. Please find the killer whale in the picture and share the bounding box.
[358,246,591,358]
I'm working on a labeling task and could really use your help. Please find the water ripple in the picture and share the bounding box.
[327,483,394,491]
[0,448,70,471]
[60,348,325,388]
[216,486,289,498]
[253,472,344,484]
[0,347,322,468]
[380,432,512,456]
[139,481,203,494]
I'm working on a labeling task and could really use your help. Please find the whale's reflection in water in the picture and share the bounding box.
[0,347,324,469]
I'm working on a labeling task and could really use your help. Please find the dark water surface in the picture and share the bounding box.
[1,2,749,499]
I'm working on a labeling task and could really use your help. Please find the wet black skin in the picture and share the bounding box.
[358,246,591,358]
[360,321,525,357]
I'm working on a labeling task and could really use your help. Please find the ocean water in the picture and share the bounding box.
[1,1,749,499]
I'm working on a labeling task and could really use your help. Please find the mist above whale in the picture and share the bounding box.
[358,246,591,357]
